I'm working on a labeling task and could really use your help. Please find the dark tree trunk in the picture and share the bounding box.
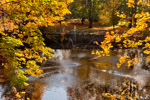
[89,19,93,28]
[129,0,137,28]
[88,0,93,28]
[2,9,6,32]
[58,21,62,25]
[129,18,132,28]
[128,8,133,28]
[112,0,115,32]
[81,18,85,25]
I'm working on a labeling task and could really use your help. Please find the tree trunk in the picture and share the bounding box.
[128,7,133,28]
[88,0,93,28]
[81,18,85,25]
[129,19,132,28]
[89,19,93,28]
[112,0,115,32]
[129,0,137,28]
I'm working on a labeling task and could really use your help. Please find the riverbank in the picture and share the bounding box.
[54,19,128,34]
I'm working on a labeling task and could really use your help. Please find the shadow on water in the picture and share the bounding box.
[43,27,105,49]
[0,49,150,100]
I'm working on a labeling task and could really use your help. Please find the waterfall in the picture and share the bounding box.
[67,38,74,48]
[74,25,77,46]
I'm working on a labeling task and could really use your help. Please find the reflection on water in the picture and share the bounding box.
[0,49,150,99]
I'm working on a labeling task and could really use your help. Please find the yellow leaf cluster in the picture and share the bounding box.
[117,56,138,68]
[127,0,135,7]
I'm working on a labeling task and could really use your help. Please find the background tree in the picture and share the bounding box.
[70,0,88,24]
[117,0,145,28]
[98,0,121,27]
[70,0,101,27]
[88,0,101,28]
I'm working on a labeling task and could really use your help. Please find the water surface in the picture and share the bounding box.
[0,49,150,100]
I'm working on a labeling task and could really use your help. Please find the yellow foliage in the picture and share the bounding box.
[127,0,135,7]
[119,56,129,64]
[0,0,73,90]
[16,93,21,98]
[144,50,150,54]
[13,87,17,94]
[97,4,150,67]
[115,36,121,42]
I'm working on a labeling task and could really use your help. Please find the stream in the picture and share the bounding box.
[0,49,150,100]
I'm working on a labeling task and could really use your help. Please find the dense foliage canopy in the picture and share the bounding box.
[0,0,73,88]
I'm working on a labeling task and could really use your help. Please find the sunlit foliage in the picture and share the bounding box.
[98,0,120,26]
[0,0,73,89]
[94,0,150,68]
